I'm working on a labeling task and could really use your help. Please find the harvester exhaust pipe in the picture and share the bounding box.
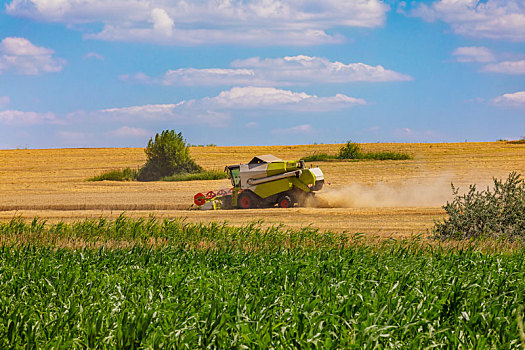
[247,170,301,186]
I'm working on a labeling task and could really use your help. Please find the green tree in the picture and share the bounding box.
[337,140,361,159]
[137,130,202,181]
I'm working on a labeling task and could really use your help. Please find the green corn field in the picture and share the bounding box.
[1,216,524,348]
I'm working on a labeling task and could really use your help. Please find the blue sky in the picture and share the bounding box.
[0,0,524,149]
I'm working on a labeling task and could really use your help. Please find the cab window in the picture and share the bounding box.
[230,168,240,187]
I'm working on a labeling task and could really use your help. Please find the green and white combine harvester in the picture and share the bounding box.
[193,154,324,209]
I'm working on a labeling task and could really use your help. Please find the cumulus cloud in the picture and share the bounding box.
[201,87,366,111]
[412,0,525,41]
[99,86,365,127]
[483,60,525,74]
[160,68,261,86]
[0,37,66,75]
[0,109,57,125]
[453,46,495,62]
[124,55,412,86]
[232,55,412,83]
[6,0,389,46]
[102,103,181,118]
[100,103,231,127]
[492,91,525,106]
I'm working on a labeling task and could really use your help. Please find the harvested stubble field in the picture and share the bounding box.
[2,143,525,348]
[0,142,524,237]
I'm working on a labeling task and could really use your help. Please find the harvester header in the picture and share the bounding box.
[193,154,324,210]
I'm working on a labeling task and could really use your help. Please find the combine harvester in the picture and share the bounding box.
[193,155,324,209]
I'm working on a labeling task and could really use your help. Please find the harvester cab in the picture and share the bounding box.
[193,154,324,210]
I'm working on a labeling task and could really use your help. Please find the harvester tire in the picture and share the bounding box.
[238,191,258,209]
[278,195,294,208]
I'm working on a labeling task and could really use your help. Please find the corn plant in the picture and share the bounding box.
[0,217,524,348]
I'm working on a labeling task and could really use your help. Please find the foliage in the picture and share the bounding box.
[162,169,228,182]
[433,172,525,240]
[302,141,411,162]
[0,217,524,348]
[86,168,138,181]
[358,151,412,160]
[301,152,334,162]
[507,137,525,144]
[137,130,202,181]
[337,140,361,159]
[188,143,217,147]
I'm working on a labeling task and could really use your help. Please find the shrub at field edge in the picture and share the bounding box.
[432,172,525,240]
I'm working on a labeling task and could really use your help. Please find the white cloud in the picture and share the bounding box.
[102,103,180,117]
[272,124,314,134]
[0,96,10,109]
[83,52,104,60]
[100,102,231,127]
[0,37,66,75]
[231,55,412,83]
[412,0,525,41]
[6,0,389,46]
[126,55,412,86]
[88,26,344,46]
[160,68,261,86]
[483,60,525,74]
[0,109,57,125]
[98,86,365,127]
[492,91,525,106]
[453,46,495,62]
[108,126,151,138]
[205,87,366,111]
[151,8,174,36]
[103,87,365,114]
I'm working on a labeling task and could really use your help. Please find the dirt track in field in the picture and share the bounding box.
[0,142,524,237]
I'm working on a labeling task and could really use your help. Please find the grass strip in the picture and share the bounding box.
[302,151,411,162]
[303,141,411,162]
[161,169,228,181]
[87,169,227,182]
[86,168,138,181]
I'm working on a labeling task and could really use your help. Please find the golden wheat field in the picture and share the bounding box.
[0,142,524,237]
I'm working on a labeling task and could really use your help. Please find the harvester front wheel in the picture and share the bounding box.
[238,191,258,209]
[278,195,294,208]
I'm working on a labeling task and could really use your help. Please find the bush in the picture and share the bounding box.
[433,172,525,240]
[337,141,361,159]
[87,168,138,181]
[137,130,203,181]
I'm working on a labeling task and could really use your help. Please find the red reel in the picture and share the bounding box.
[206,191,216,199]
[194,193,206,206]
